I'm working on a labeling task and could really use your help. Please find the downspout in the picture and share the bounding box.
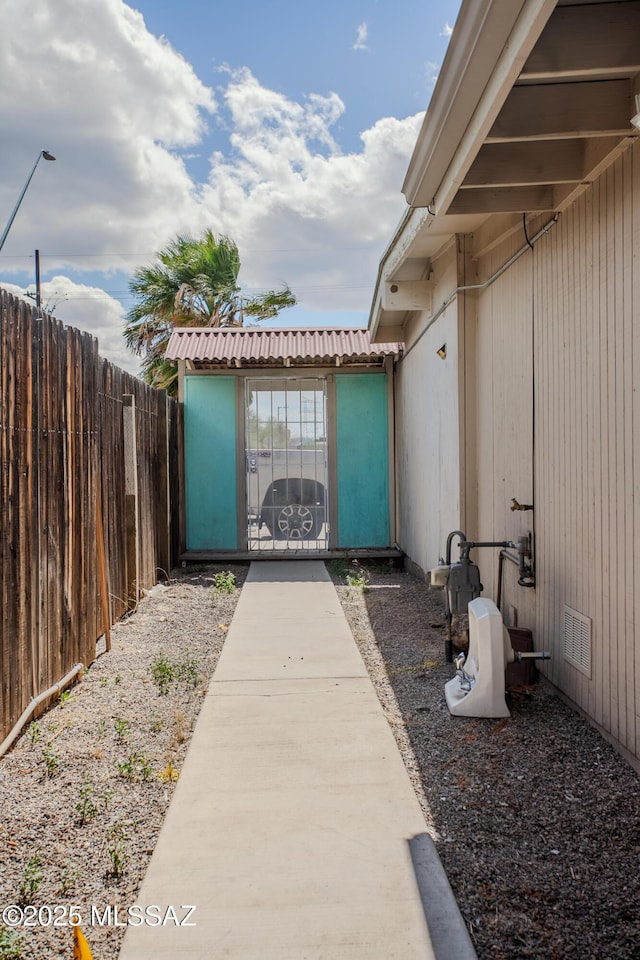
[0,662,83,760]
[400,214,558,363]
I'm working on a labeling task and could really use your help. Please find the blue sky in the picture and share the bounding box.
[0,0,460,372]
[138,1,455,157]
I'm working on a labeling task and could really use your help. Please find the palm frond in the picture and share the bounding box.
[124,230,296,391]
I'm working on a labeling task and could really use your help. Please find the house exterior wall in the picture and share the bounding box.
[466,228,537,628]
[464,143,640,762]
[534,146,640,760]
[393,141,640,762]
[394,248,463,571]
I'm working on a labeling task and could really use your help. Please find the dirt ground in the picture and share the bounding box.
[1,559,638,960]
[329,559,640,960]
[0,566,247,960]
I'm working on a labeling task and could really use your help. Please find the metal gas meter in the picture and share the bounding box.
[446,554,483,616]
[431,530,527,662]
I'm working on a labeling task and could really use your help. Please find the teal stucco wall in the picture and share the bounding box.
[335,373,389,547]
[184,376,237,550]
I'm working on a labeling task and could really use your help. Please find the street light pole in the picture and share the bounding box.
[35,248,41,307]
[0,149,56,255]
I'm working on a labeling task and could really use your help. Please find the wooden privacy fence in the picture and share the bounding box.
[0,290,183,741]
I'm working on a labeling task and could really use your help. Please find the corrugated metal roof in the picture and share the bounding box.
[165,327,403,365]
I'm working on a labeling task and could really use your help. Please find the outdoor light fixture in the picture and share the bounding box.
[631,94,640,131]
[437,344,447,360]
[0,149,56,255]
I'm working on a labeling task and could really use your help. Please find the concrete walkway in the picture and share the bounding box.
[119,561,476,960]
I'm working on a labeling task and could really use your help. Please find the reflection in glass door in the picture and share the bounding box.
[245,379,328,552]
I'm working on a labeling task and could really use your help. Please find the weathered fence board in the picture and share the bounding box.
[0,290,182,740]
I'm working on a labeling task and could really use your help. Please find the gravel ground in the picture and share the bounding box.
[329,561,640,960]
[1,560,639,960]
[0,565,247,960]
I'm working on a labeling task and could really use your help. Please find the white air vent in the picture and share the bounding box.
[563,606,592,677]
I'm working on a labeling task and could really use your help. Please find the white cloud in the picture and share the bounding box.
[441,21,454,38]
[0,1,422,363]
[1,278,140,373]
[0,0,216,264]
[424,59,441,87]
[353,22,369,51]
[200,69,422,310]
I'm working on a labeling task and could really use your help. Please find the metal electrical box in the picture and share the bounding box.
[447,560,482,615]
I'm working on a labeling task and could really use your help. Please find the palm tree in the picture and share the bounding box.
[124,230,296,393]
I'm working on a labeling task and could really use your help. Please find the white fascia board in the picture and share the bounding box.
[368,208,432,339]
[404,0,557,211]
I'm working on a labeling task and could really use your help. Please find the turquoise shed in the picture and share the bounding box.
[165,327,403,559]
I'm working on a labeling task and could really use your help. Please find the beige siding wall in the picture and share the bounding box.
[534,145,640,759]
[468,228,538,625]
[466,142,640,760]
[395,246,462,569]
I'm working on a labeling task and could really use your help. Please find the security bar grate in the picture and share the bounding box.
[245,378,328,552]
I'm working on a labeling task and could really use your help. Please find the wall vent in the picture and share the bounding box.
[563,605,592,677]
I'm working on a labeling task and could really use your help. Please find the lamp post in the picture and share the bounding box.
[0,149,56,255]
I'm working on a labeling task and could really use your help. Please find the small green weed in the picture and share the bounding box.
[41,741,60,778]
[18,856,43,906]
[113,717,129,742]
[150,654,200,695]
[115,755,136,780]
[175,657,200,690]
[138,755,153,781]
[212,570,236,594]
[99,676,109,687]
[150,654,174,695]
[58,689,72,707]
[116,752,153,782]
[210,569,236,607]
[76,780,98,825]
[59,861,80,896]
[150,716,163,733]
[345,561,370,596]
[0,926,22,959]
[27,721,41,746]
[106,821,129,879]
[114,675,122,685]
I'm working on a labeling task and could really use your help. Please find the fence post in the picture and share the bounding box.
[157,394,171,578]
[95,490,111,651]
[122,394,140,608]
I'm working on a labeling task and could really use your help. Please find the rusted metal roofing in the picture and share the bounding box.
[165,327,403,367]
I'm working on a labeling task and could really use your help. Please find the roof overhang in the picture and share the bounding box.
[370,0,640,340]
[166,327,403,370]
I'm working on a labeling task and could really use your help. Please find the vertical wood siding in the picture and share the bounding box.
[467,141,640,760]
[394,251,462,570]
[471,232,537,620]
[0,291,182,741]
[533,145,640,758]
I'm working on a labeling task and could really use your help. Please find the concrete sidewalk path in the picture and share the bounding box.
[119,561,476,960]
